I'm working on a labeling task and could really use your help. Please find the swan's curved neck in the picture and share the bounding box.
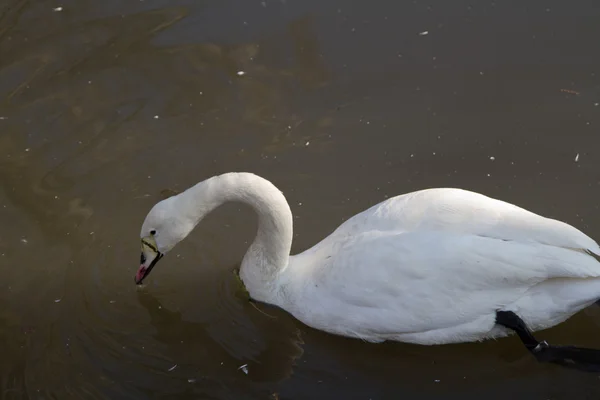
[176,172,293,302]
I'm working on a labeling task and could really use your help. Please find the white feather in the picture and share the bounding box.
[140,173,600,345]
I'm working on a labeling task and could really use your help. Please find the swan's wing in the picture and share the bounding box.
[306,230,600,337]
[329,188,600,254]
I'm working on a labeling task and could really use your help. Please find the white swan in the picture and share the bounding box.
[136,172,600,349]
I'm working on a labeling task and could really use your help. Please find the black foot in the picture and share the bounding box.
[495,310,600,373]
[495,310,543,351]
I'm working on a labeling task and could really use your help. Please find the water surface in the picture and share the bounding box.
[1,0,600,398]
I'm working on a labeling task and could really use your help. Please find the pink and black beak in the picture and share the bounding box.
[135,237,163,285]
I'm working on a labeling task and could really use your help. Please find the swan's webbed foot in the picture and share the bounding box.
[495,310,600,372]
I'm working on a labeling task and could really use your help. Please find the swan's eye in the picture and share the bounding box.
[150,230,156,236]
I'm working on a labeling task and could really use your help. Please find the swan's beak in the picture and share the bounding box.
[135,236,163,285]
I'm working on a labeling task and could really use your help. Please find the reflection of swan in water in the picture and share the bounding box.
[136,281,303,384]
[137,172,600,371]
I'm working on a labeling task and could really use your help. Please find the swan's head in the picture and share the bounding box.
[135,197,195,284]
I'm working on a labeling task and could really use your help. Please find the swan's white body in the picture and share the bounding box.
[139,172,600,345]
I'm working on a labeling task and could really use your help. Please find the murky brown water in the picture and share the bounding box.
[2,0,600,398]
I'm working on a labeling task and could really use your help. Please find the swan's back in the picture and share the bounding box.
[324,188,600,253]
[282,188,600,345]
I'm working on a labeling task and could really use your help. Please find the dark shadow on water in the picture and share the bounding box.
[136,285,304,385]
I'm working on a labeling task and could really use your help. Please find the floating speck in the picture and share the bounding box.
[154,115,159,119]
[238,364,249,374]
[594,103,599,107]
[24,148,30,152]
[575,153,580,162]
[419,31,429,36]
[168,364,178,372]
[489,156,495,160]
[237,71,245,76]
[305,141,310,146]
[20,238,28,244]
[434,379,440,383]
[0,116,6,120]
[54,299,61,303]
[53,6,63,11]
[188,378,196,383]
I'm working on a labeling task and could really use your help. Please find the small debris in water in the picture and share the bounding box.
[0,116,7,120]
[489,156,495,160]
[168,364,178,372]
[238,364,249,374]
[237,71,245,76]
[154,115,159,119]
[560,88,579,95]
[305,141,310,146]
[187,378,196,383]
[575,153,580,162]
[20,238,28,244]
[419,31,429,36]
[25,148,30,152]
[434,379,440,383]
[54,299,61,303]
[53,6,63,11]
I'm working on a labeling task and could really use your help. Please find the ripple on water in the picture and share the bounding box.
[51,225,304,398]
